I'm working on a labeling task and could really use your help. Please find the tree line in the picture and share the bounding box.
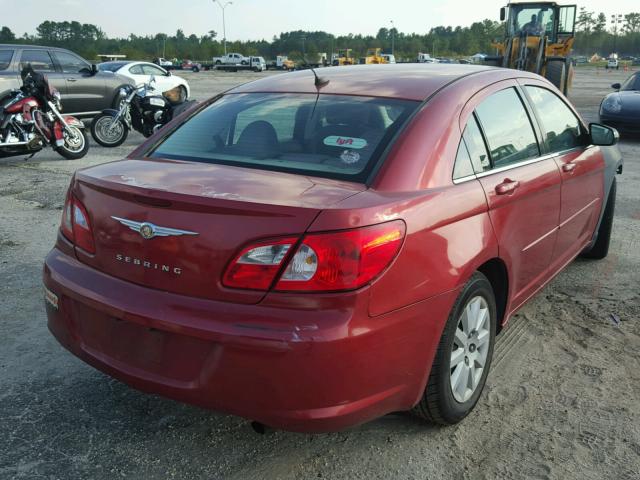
[0,14,638,63]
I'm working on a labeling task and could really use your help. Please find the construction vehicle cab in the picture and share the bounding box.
[489,2,576,94]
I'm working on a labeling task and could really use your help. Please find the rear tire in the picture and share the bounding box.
[581,179,616,259]
[90,114,128,148]
[56,126,89,160]
[412,272,496,425]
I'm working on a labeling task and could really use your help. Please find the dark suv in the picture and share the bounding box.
[0,44,132,117]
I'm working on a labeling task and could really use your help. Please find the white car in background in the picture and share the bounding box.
[98,61,190,100]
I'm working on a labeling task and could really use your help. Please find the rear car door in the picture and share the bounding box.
[18,49,67,95]
[52,49,106,114]
[469,85,562,309]
[521,82,604,268]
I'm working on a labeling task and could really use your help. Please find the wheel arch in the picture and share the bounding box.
[476,257,509,334]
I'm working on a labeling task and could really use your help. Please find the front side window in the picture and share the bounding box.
[142,64,166,76]
[0,50,13,70]
[19,50,55,72]
[55,51,89,74]
[128,64,143,75]
[525,86,585,153]
[620,73,640,91]
[151,93,419,182]
[558,6,576,35]
[475,88,539,169]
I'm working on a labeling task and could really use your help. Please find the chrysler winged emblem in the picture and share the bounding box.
[111,216,199,240]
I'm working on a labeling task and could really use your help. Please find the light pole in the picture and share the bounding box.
[390,20,395,55]
[610,14,623,55]
[301,36,306,57]
[212,0,233,56]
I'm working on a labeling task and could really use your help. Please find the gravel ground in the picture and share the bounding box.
[0,67,639,480]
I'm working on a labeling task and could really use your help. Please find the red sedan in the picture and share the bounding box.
[43,64,622,433]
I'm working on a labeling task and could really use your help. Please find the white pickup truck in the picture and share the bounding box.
[212,53,249,66]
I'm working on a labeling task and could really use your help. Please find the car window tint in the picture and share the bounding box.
[55,51,89,74]
[0,50,13,70]
[151,93,419,183]
[525,86,584,153]
[142,64,165,76]
[128,64,143,75]
[475,88,539,168]
[462,116,491,173]
[19,50,55,72]
[453,140,475,180]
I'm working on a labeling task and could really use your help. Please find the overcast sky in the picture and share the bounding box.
[2,0,637,40]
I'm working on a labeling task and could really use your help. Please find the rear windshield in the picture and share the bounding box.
[151,93,419,182]
[0,50,13,70]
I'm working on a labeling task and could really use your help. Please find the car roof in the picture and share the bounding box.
[0,43,70,51]
[229,64,502,101]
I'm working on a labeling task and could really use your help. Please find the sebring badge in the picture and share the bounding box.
[111,216,198,240]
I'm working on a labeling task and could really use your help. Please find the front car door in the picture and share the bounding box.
[51,49,106,114]
[521,81,605,270]
[18,49,67,98]
[140,63,172,94]
[462,83,563,310]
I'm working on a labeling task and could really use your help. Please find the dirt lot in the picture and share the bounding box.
[1,67,639,480]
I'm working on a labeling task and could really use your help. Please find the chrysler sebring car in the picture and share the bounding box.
[43,64,622,433]
[599,71,640,134]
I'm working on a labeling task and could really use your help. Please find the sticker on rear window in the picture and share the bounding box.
[323,136,367,149]
[340,150,361,164]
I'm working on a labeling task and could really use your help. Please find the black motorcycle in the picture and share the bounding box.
[90,76,197,147]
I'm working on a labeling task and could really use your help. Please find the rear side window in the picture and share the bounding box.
[525,86,585,153]
[19,49,55,72]
[453,141,475,180]
[54,51,89,74]
[475,88,539,168]
[151,93,419,182]
[0,50,13,70]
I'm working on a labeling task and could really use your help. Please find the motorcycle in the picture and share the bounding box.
[0,65,89,160]
[90,76,197,147]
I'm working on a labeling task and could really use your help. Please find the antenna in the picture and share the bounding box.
[301,53,330,88]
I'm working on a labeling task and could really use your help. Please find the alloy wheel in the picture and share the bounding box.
[450,295,491,403]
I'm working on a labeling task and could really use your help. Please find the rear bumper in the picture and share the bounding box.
[43,247,456,432]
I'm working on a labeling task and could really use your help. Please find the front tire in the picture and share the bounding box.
[581,179,616,259]
[412,272,496,424]
[56,126,89,160]
[545,59,567,95]
[90,114,128,148]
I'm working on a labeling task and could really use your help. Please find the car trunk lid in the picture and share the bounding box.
[73,158,365,304]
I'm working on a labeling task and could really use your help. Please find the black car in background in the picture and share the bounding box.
[0,44,132,117]
[599,71,640,135]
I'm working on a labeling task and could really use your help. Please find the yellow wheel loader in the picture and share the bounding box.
[332,49,356,66]
[486,2,577,95]
[360,48,388,65]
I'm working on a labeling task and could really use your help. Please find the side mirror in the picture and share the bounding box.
[91,64,98,75]
[611,83,621,90]
[166,70,172,77]
[590,123,619,146]
[500,7,506,21]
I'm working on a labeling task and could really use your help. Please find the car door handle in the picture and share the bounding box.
[495,179,520,195]
[562,162,577,173]
[67,78,77,82]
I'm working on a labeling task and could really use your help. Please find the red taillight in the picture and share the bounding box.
[276,221,405,292]
[222,237,297,290]
[60,192,95,254]
[222,221,405,292]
